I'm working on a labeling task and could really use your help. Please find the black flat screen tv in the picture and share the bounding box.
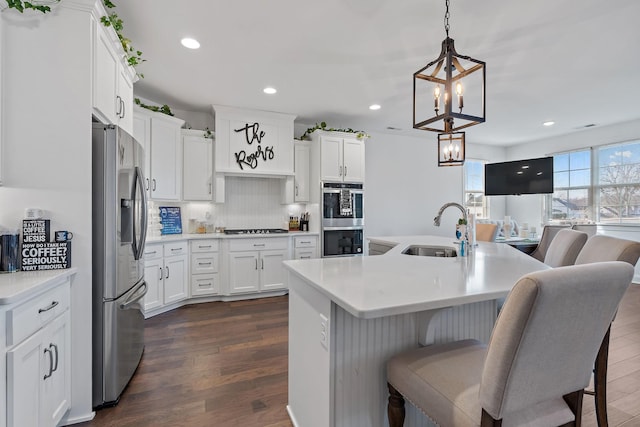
[484,156,554,196]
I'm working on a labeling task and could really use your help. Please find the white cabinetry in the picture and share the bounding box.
[319,135,365,183]
[133,108,185,201]
[293,235,319,259]
[190,240,220,297]
[92,15,136,135]
[182,130,214,201]
[143,242,188,315]
[294,141,311,202]
[5,279,71,427]
[228,238,289,294]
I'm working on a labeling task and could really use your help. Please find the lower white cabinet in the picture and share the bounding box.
[190,240,220,297]
[143,242,188,313]
[293,235,319,259]
[228,238,289,294]
[6,279,71,427]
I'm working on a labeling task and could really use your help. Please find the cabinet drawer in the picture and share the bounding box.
[190,239,219,253]
[144,244,163,260]
[294,235,317,248]
[7,279,70,347]
[229,237,288,252]
[191,253,219,274]
[164,241,187,257]
[191,273,219,297]
[294,248,317,260]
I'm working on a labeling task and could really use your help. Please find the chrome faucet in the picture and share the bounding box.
[433,202,468,227]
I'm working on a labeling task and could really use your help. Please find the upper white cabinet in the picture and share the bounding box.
[213,105,296,177]
[133,108,185,201]
[92,9,136,135]
[182,129,214,201]
[294,141,311,202]
[316,135,365,183]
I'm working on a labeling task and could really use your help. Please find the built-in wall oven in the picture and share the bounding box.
[322,183,364,257]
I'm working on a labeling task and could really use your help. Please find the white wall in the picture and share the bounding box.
[0,3,94,423]
[363,130,507,241]
[506,118,640,228]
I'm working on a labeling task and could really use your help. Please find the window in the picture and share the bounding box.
[546,140,640,224]
[549,149,592,221]
[597,142,640,223]
[463,159,489,218]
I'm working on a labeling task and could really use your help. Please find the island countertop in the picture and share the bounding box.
[283,235,548,319]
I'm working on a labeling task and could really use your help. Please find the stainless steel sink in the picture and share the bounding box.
[401,245,457,257]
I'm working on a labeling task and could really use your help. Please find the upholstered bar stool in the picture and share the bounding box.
[574,235,640,427]
[529,224,571,262]
[386,262,633,427]
[543,229,588,267]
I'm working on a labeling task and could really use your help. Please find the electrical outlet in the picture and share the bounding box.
[319,313,329,349]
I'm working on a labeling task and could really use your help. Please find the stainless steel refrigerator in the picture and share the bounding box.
[92,123,148,408]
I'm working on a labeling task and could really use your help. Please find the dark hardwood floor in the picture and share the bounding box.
[81,296,293,427]
[81,286,640,427]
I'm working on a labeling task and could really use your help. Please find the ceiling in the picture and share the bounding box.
[115,0,640,146]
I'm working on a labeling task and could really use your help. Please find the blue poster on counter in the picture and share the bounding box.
[159,206,182,235]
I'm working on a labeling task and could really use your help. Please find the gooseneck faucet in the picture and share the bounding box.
[433,202,468,227]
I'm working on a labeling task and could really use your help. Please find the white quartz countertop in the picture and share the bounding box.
[146,231,319,243]
[283,235,548,319]
[0,268,78,305]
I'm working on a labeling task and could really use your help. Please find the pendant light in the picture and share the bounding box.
[413,0,486,166]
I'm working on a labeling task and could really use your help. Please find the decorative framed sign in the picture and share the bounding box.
[159,206,182,235]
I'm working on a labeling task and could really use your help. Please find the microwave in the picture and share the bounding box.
[322,183,363,228]
[323,227,363,257]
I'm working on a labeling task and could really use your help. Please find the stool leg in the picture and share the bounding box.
[594,326,611,427]
[388,383,406,427]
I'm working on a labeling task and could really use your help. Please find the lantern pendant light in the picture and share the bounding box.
[413,0,486,166]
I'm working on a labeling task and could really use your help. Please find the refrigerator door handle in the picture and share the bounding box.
[132,166,148,260]
[119,281,148,310]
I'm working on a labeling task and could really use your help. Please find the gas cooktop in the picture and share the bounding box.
[223,228,289,235]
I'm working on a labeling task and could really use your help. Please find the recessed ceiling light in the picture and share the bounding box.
[543,121,555,127]
[181,38,200,49]
[369,104,381,110]
[263,87,277,94]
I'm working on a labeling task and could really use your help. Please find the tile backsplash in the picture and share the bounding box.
[148,176,307,236]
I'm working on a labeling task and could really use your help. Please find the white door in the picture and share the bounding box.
[164,255,188,304]
[43,311,71,427]
[133,113,152,195]
[320,137,343,181]
[294,142,310,202]
[260,250,287,291]
[229,251,260,294]
[342,138,365,182]
[117,65,134,135]
[93,25,118,125]
[150,117,181,200]
[143,257,164,312]
[183,134,212,200]
[7,328,45,427]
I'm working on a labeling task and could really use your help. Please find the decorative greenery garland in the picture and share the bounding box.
[299,122,369,141]
[134,98,174,116]
[100,0,145,74]
[6,0,59,13]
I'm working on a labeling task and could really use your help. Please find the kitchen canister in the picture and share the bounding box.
[0,230,21,272]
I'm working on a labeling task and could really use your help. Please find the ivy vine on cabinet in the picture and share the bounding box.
[92,5,137,135]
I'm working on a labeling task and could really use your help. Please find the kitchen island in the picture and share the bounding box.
[283,235,548,427]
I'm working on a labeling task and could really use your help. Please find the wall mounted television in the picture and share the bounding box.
[484,156,554,196]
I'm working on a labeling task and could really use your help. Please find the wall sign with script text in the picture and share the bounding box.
[213,105,295,176]
[233,122,275,170]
